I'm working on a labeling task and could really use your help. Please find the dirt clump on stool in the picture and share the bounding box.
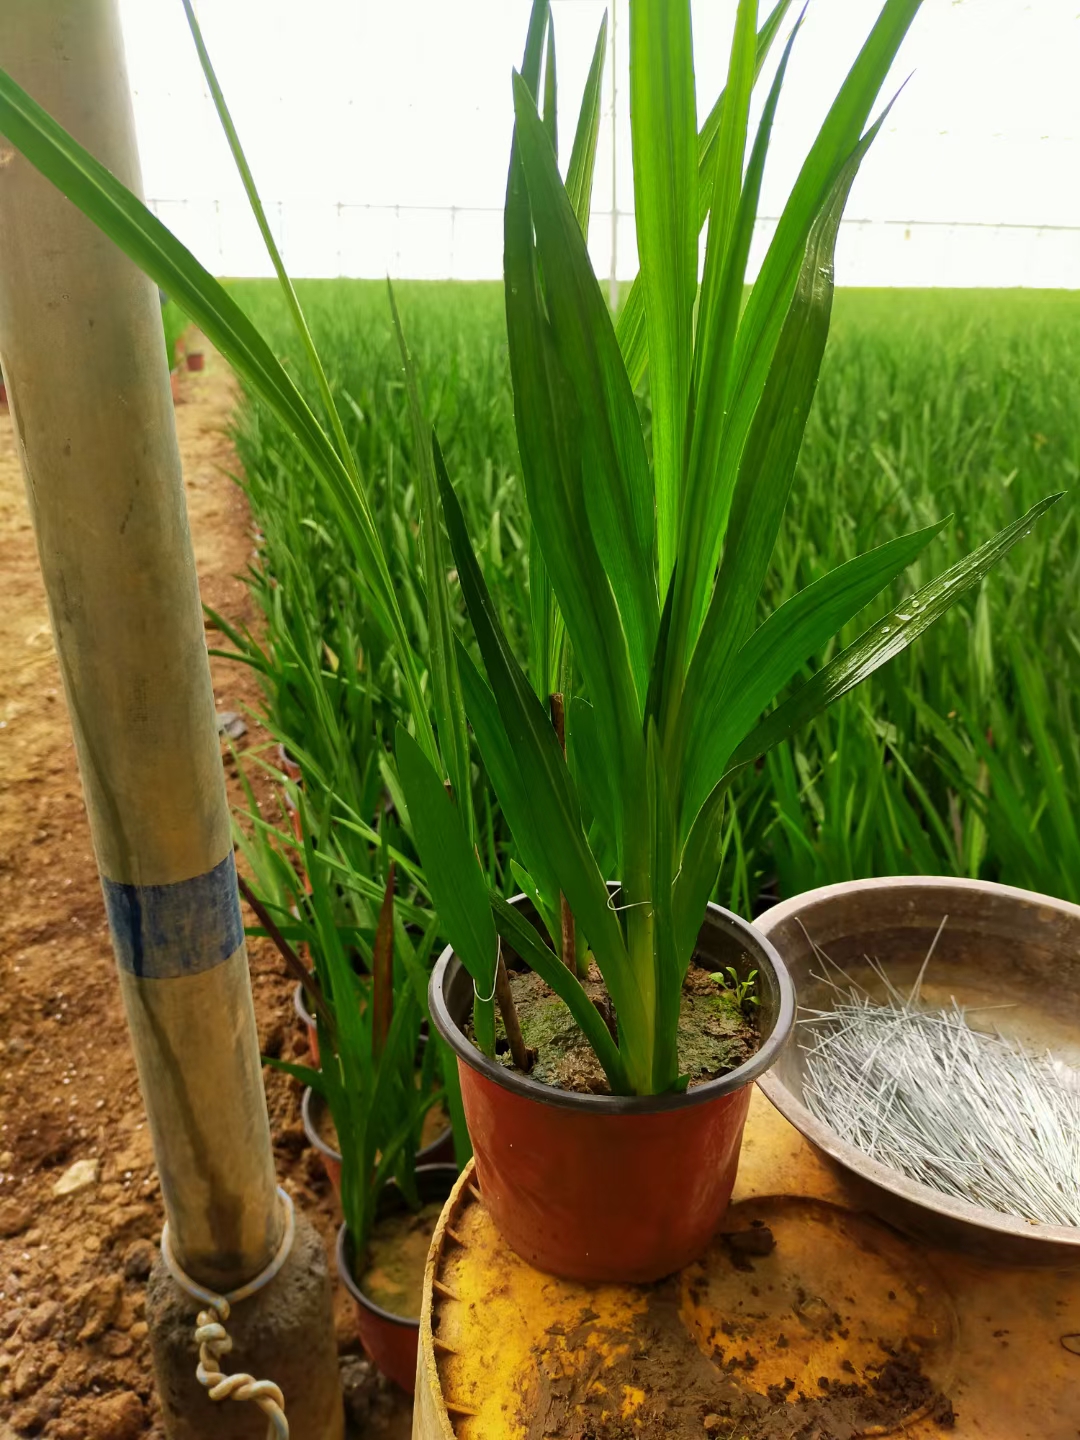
[520,1282,954,1440]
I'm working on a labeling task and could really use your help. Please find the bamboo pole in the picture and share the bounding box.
[0,0,281,1292]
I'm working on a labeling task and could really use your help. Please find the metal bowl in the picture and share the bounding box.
[754,875,1080,1266]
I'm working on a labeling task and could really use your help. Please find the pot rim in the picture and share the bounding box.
[430,891,795,1114]
[754,875,1080,1250]
[302,1083,454,1167]
[336,1163,459,1328]
[293,979,316,1030]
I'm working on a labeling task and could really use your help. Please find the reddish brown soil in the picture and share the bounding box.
[0,355,410,1439]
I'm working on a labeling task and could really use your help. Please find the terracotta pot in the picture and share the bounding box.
[430,893,794,1284]
[169,370,182,404]
[302,1085,456,1200]
[0,381,7,406]
[185,350,205,372]
[337,1164,458,1391]
[294,980,320,1066]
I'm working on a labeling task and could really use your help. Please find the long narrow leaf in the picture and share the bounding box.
[673,16,803,666]
[0,66,438,767]
[675,120,882,807]
[512,72,657,703]
[433,444,654,1050]
[395,727,498,1054]
[387,290,472,830]
[720,0,922,507]
[703,520,948,784]
[729,495,1064,769]
[628,0,697,584]
[616,0,795,388]
[564,14,608,235]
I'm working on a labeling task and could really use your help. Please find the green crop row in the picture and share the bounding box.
[221,279,1080,908]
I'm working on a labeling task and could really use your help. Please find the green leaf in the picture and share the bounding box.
[528,526,557,698]
[646,723,681,1092]
[628,0,697,585]
[509,860,560,950]
[684,519,948,832]
[616,0,795,389]
[698,0,758,347]
[675,118,883,809]
[489,893,630,1093]
[672,777,731,969]
[729,494,1064,769]
[432,440,654,1055]
[179,0,358,481]
[511,72,657,705]
[728,522,948,750]
[387,288,472,833]
[262,1056,324,1090]
[520,0,550,98]
[673,15,803,667]
[0,64,437,769]
[565,13,608,235]
[456,639,562,909]
[720,0,923,518]
[543,11,558,157]
[567,697,617,872]
[394,725,498,1054]
[503,86,645,831]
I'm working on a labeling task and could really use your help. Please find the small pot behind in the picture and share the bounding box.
[302,1085,455,1201]
[337,1163,458,1391]
[294,980,320,1066]
[754,875,1080,1266]
[185,350,205,372]
[430,894,794,1285]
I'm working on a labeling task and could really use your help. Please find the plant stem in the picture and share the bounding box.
[549,691,582,977]
[494,948,533,1072]
[237,872,336,1039]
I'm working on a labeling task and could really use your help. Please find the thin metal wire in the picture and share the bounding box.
[473,941,499,1004]
[798,938,1080,1229]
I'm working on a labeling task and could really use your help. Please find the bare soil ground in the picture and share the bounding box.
[0,354,411,1438]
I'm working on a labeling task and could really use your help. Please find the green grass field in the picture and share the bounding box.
[222,280,1080,910]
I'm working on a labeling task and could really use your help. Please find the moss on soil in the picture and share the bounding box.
[489,961,759,1094]
[359,1200,443,1319]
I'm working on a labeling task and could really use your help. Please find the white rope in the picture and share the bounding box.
[160,1186,295,1440]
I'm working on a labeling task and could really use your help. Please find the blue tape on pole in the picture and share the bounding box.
[102,851,245,979]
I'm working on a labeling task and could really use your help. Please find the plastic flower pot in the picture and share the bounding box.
[295,981,433,1073]
[301,1085,342,1195]
[276,741,303,786]
[185,350,205,372]
[294,980,320,1066]
[302,1086,455,1200]
[336,1163,458,1391]
[429,894,794,1284]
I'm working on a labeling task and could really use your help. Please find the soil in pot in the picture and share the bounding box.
[360,1200,444,1320]
[339,1164,458,1391]
[487,961,760,1094]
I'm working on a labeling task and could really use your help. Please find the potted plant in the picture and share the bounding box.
[1,0,1058,1288]
[392,0,1060,1284]
[246,799,461,1391]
